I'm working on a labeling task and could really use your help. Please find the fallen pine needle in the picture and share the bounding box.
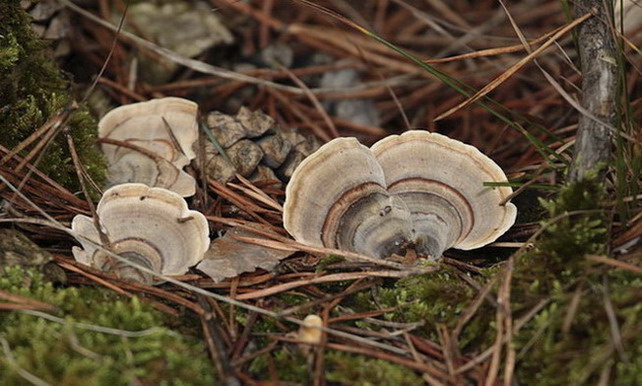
[235,271,415,300]
[435,13,591,121]
[586,255,642,275]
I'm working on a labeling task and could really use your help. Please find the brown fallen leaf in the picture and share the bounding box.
[196,227,294,283]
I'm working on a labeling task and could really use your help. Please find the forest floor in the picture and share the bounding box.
[1,0,641,385]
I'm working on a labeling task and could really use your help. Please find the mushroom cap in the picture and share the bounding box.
[371,130,517,251]
[297,314,324,345]
[283,137,414,258]
[71,183,209,281]
[98,97,199,196]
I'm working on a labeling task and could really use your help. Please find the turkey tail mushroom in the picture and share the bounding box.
[283,131,517,260]
[372,130,517,258]
[71,183,209,283]
[98,97,199,197]
[283,137,414,258]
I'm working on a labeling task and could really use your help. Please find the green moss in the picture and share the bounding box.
[316,254,347,272]
[348,269,495,349]
[337,175,640,384]
[536,174,608,262]
[326,351,423,385]
[509,175,642,384]
[0,0,106,191]
[378,271,475,326]
[509,176,608,306]
[513,270,642,385]
[0,266,215,385]
[248,347,422,385]
[249,347,310,382]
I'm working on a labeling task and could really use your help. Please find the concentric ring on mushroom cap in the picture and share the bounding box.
[71,183,209,278]
[98,97,199,196]
[371,130,517,250]
[283,137,414,258]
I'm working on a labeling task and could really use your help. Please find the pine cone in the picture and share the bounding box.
[196,107,321,186]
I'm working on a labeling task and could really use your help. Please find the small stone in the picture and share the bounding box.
[260,42,294,68]
[321,69,380,127]
[0,228,66,282]
[0,229,52,267]
[257,134,292,168]
[31,24,46,37]
[227,139,264,177]
[43,12,69,40]
[334,98,380,127]
[29,1,63,21]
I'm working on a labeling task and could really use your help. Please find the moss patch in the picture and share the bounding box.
[248,347,423,385]
[0,0,105,191]
[0,266,215,385]
[326,351,423,385]
[509,177,641,384]
[512,268,642,385]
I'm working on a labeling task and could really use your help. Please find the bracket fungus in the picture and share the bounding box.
[71,183,209,283]
[283,130,517,259]
[98,97,199,197]
[284,137,415,258]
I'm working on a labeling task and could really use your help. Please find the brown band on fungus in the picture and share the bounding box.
[320,181,385,248]
[284,130,517,258]
[334,192,413,258]
[388,177,475,245]
[72,183,210,283]
[98,97,199,197]
[373,130,516,251]
[93,237,165,273]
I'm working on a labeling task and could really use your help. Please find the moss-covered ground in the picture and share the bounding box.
[0,266,215,385]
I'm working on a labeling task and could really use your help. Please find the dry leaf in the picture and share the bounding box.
[196,227,294,283]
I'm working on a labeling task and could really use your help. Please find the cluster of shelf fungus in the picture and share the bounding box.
[284,131,517,259]
[71,97,517,284]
